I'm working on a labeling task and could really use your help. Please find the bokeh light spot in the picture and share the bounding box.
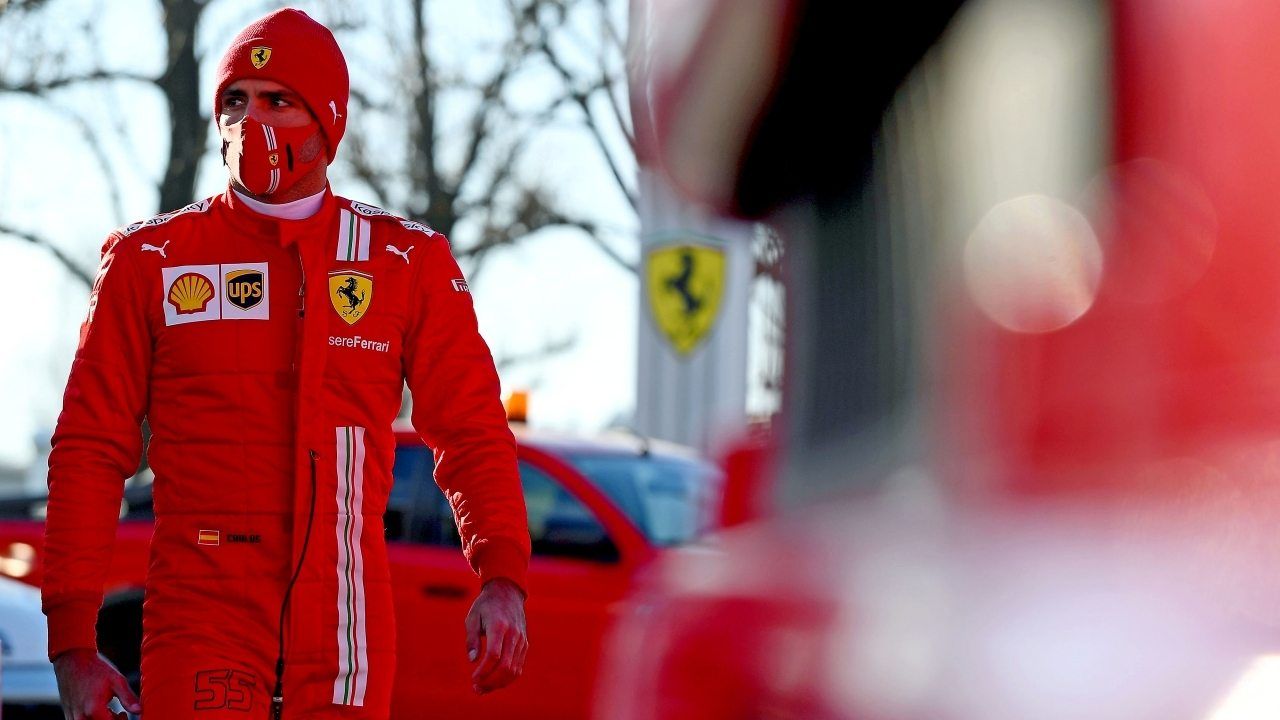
[964,194,1103,333]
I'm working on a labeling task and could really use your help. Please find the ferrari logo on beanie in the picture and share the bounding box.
[250,46,272,68]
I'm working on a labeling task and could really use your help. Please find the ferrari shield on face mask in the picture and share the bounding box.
[222,116,323,197]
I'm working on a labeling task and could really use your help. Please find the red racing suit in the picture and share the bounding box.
[42,188,530,718]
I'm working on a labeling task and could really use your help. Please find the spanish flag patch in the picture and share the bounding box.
[197,529,221,546]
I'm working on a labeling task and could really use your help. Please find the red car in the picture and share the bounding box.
[0,421,720,719]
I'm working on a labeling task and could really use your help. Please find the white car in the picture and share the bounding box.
[0,575,59,711]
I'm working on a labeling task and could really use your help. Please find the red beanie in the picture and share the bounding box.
[213,8,349,162]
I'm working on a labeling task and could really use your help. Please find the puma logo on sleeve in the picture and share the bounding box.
[142,240,171,258]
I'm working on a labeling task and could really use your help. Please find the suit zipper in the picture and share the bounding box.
[273,448,319,720]
[293,248,305,372]
[297,247,306,316]
[275,249,311,718]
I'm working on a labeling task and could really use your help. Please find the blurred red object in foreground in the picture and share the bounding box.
[599,0,1280,718]
[715,428,775,529]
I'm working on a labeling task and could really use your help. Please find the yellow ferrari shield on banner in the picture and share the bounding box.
[646,244,725,355]
[329,270,373,325]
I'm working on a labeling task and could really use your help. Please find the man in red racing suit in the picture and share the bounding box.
[42,9,531,719]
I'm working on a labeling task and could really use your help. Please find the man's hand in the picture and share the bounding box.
[52,648,141,719]
[464,577,528,695]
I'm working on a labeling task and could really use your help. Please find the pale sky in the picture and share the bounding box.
[0,0,642,469]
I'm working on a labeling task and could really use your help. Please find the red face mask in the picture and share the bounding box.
[221,116,323,198]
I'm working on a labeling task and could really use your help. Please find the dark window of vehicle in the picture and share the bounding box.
[388,445,457,546]
[521,461,618,563]
[563,454,720,547]
[389,446,618,562]
[0,494,47,521]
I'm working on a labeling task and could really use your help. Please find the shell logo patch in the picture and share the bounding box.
[250,46,272,69]
[168,273,214,314]
[329,270,373,325]
[162,265,220,325]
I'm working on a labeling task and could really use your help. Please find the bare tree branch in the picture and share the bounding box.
[590,0,634,149]
[509,90,577,127]
[494,333,577,373]
[456,121,528,219]
[382,0,407,61]
[2,0,209,223]
[460,184,635,275]
[453,51,519,194]
[339,0,639,301]
[460,222,525,266]
[156,0,208,211]
[542,210,635,273]
[58,106,127,226]
[459,183,563,271]
[343,78,417,210]
[407,0,442,219]
[85,23,144,224]
[350,86,394,114]
[0,69,154,94]
[0,0,54,16]
[342,124,395,206]
[0,223,93,287]
[597,69,634,149]
[594,0,626,55]
[532,26,637,210]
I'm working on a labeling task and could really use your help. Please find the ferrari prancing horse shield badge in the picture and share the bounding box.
[329,270,373,325]
[646,243,725,356]
[250,46,272,69]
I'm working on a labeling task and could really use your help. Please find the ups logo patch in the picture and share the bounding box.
[225,269,265,310]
